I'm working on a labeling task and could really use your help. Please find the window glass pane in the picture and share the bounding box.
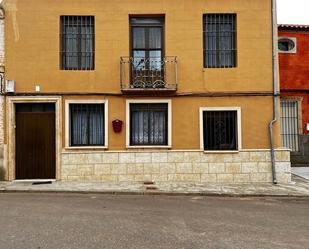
[133,27,146,49]
[130,104,168,146]
[203,111,237,150]
[71,107,88,145]
[149,28,162,49]
[149,51,162,70]
[133,51,146,69]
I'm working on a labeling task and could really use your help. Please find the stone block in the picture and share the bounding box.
[238,152,250,162]
[250,152,266,162]
[217,174,234,183]
[168,152,184,163]
[94,164,111,175]
[144,163,160,174]
[275,162,290,172]
[250,173,267,182]
[77,166,94,176]
[119,153,135,163]
[62,154,70,165]
[225,163,241,173]
[183,152,201,163]
[280,151,290,162]
[192,163,209,173]
[152,174,168,182]
[118,175,135,182]
[200,153,216,163]
[167,174,176,181]
[102,153,119,164]
[176,163,192,173]
[111,164,127,175]
[101,175,118,182]
[242,162,258,173]
[233,174,250,183]
[127,163,144,174]
[135,153,151,163]
[276,173,291,183]
[209,163,225,173]
[201,174,217,183]
[61,165,78,176]
[86,154,102,164]
[222,154,234,163]
[170,174,200,182]
[134,174,144,182]
[152,153,168,163]
[159,163,176,174]
[84,175,102,181]
[69,154,87,165]
[67,176,83,181]
[258,162,272,173]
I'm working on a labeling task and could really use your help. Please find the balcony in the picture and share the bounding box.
[120,56,178,94]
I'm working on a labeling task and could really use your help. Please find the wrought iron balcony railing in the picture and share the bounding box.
[120,56,178,93]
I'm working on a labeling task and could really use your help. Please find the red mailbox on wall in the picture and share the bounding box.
[112,119,123,133]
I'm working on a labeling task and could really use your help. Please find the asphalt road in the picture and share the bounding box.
[0,193,308,249]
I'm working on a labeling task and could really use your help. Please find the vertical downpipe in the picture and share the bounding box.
[269,0,278,184]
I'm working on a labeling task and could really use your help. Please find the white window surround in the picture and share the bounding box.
[126,99,172,148]
[199,107,242,152]
[65,100,109,149]
[278,37,297,54]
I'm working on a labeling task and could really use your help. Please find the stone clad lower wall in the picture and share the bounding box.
[61,150,291,184]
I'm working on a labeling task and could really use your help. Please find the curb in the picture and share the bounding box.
[1,189,309,198]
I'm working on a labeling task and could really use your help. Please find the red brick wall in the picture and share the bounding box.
[279,30,309,134]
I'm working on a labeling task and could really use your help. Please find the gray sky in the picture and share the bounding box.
[277,0,309,24]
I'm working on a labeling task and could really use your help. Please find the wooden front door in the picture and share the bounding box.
[15,103,56,179]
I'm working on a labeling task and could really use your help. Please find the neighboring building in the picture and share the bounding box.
[0,5,4,180]
[279,24,309,166]
[1,0,291,184]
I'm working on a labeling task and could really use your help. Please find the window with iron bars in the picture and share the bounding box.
[69,104,105,146]
[60,16,95,70]
[280,100,300,152]
[130,103,168,146]
[203,111,238,151]
[203,14,237,68]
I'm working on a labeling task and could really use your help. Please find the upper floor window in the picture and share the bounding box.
[60,16,95,70]
[130,17,164,87]
[203,14,237,68]
[278,37,297,53]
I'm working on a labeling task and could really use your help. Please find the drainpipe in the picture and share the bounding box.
[269,0,278,184]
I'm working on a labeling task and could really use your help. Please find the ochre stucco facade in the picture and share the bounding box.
[1,0,289,183]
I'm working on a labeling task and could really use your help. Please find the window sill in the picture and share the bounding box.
[126,145,172,150]
[203,150,240,154]
[203,67,237,71]
[64,146,108,151]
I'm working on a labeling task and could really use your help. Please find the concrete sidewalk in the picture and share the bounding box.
[1,175,309,197]
[292,167,309,181]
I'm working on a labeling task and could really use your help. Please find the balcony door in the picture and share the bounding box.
[130,17,164,88]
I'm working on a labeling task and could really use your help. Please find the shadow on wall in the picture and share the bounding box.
[0,166,5,181]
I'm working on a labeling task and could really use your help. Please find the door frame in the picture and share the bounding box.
[7,96,62,181]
